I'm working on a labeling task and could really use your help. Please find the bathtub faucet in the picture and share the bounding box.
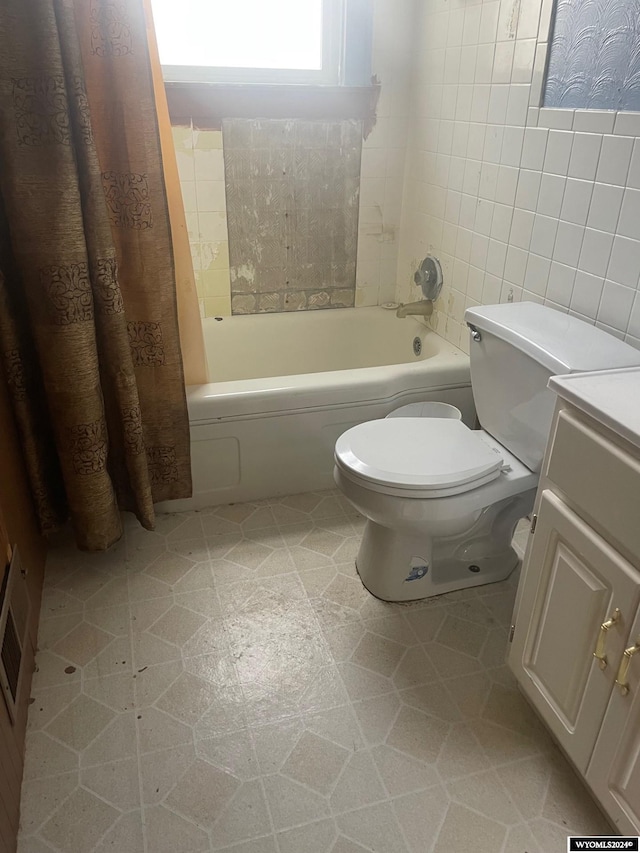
[396,299,434,319]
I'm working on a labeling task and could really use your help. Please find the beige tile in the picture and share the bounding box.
[138,706,193,753]
[404,607,447,643]
[94,812,144,853]
[336,802,410,853]
[40,787,120,853]
[26,683,82,732]
[386,705,450,764]
[470,719,547,766]
[214,837,277,853]
[350,632,406,677]
[140,743,196,805]
[45,694,115,751]
[482,682,547,740]
[329,750,386,812]
[300,529,345,557]
[38,613,83,649]
[156,670,220,725]
[80,712,137,767]
[195,684,248,738]
[364,614,417,646]
[166,758,240,827]
[81,756,140,809]
[437,613,489,657]
[133,660,183,707]
[425,642,483,679]
[143,552,198,585]
[393,787,450,853]
[263,774,330,831]
[282,731,349,794]
[437,724,491,781]
[399,684,463,722]
[304,706,364,751]
[148,604,208,646]
[372,745,440,797]
[433,804,506,851]
[252,718,306,775]
[82,635,133,679]
[338,662,393,701]
[52,621,114,667]
[225,540,274,570]
[19,774,78,835]
[83,671,136,712]
[211,779,272,847]
[277,819,337,853]
[84,604,130,636]
[130,596,173,633]
[132,630,182,667]
[330,838,372,853]
[17,836,58,853]
[144,805,210,853]
[447,769,521,825]
[392,646,439,689]
[197,730,258,779]
[444,670,493,718]
[352,693,401,745]
[502,823,543,853]
[497,756,553,820]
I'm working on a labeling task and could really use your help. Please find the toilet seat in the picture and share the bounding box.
[334,418,505,498]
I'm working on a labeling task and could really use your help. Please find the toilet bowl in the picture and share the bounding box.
[334,302,640,602]
[334,417,538,601]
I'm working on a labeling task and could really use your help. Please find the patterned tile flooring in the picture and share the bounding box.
[17,491,610,853]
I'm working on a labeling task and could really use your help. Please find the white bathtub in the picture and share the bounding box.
[160,307,474,510]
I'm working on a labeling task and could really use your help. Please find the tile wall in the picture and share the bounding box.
[173,126,232,319]
[396,0,640,355]
[171,0,414,318]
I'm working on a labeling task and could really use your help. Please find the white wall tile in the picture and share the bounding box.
[479,2,500,44]
[501,126,525,166]
[560,178,594,226]
[521,127,548,170]
[515,169,542,211]
[537,173,566,217]
[572,110,616,134]
[628,293,640,338]
[510,208,535,249]
[577,229,614,278]
[607,236,640,288]
[614,112,640,137]
[570,270,605,319]
[475,44,495,83]
[530,214,558,258]
[495,165,520,205]
[488,86,510,124]
[512,39,536,83]
[618,188,640,240]
[539,108,574,130]
[547,261,576,307]
[543,130,573,176]
[597,280,636,330]
[504,244,529,285]
[553,221,585,267]
[486,238,508,276]
[627,139,640,190]
[524,252,551,296]
[596,135,634,186]
[517,0,542,40]
[586,183,624,233]
[491,203,514,242]
[568,133,602,181]
[506,85,531,125]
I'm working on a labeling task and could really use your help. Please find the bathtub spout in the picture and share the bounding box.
[396,300,434,318]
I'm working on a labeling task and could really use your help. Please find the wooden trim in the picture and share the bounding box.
[166,82,380,136]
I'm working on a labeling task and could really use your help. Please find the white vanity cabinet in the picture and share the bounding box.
[509,382,640,835]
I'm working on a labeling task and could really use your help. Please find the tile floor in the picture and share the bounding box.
[18,491,610,853]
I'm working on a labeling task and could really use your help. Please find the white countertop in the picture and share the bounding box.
[549,367,640,452]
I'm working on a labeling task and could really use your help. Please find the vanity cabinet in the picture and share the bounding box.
[509,401,640,834]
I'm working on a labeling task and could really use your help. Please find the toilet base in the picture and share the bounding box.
[354,496,530,602]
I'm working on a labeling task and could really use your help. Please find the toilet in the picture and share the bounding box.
[334,302,640,601]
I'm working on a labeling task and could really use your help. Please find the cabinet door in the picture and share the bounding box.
[509,490,640,773]
[587,605,640,835]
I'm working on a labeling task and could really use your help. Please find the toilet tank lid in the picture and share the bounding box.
[465,302,640,375]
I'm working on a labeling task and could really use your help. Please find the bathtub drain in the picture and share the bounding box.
[413,337,422,357]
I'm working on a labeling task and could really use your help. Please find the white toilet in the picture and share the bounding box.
[334,302,640,601]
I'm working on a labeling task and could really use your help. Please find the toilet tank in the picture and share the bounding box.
[465,303,640,472]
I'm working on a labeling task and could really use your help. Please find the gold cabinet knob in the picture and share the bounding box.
[615,638,640,696]
[593,608,621,670]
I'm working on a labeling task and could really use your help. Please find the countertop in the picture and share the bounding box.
[549,367,640,452]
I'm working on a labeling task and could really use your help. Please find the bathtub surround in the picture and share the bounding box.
[396,0,640,354]
[223,119,361,314]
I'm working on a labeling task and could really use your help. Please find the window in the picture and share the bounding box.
[151,0,366,85]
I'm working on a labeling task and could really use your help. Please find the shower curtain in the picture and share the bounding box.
[0,0,203,550]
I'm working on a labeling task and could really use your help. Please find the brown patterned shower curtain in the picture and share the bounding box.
[0,0,193,550]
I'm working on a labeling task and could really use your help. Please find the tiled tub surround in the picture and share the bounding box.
[223,119,362,315]
[396,0,640,354]
[18,494,609,853]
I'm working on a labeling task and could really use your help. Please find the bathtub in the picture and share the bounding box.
[160,307,474,511]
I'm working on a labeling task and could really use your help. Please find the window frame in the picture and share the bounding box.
[159,0,346,86]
